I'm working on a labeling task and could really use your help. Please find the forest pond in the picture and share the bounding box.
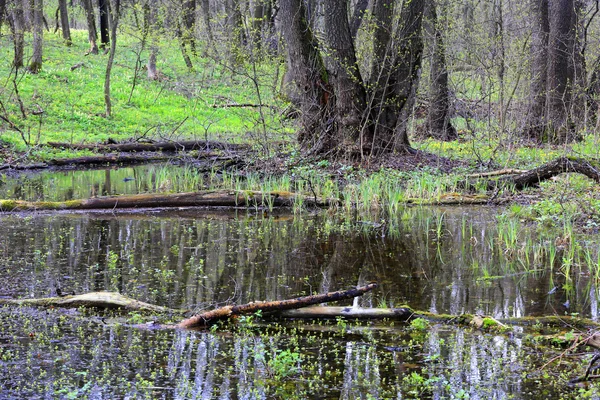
[0,165,599,399]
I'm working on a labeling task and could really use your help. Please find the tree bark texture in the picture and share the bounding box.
[183,0,198,53]
[28,0,43,73]
[279,0,332,152]
[323,0,368,154]
[425,0,457,141]
[58,0,71,45]
[0,190,337,212]
[526,0,549,141]
[145,0,159,80]
[349,0,369,40]
[547,0,575,143]
[0,0,6,31]
[82,0,98,54]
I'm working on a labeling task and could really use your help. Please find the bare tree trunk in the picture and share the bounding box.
[28,0,43,73]
[526,0,549,141]
[104,0,120,117]
[425,0,456,141]
[98,0,110,49]
[145,0,159,80]
[547,0,575,143]
[9,0,26,68]
[226,0,245,62]
[58,0,71,45]
[82,0,98,54]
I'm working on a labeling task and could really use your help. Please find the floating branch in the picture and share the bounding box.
[177,283,379,329]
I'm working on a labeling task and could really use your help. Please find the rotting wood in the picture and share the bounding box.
[0,190,337,212]
[177,283,379,329]
[482,156,600,190]
[0,291,176,313]
[47,140,250,153]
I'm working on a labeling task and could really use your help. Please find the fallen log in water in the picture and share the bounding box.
[0,190,336,212]
[0,291,175,313]
[177,283,378,329]
[47,140,250,152]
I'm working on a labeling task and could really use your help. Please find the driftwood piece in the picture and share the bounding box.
[0,190,336,212]
[177,283,379,329]
[466,168,527,178]
[280,306,413,320]
[486,156,600,190]
[47,140,250,153]
[0,291,174,313]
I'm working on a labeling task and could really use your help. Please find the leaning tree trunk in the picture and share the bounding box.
[425,0,457,141]
[546,0,575,143]
[98,0,110,49]
[82,0,98,54]
[28,0,43,73]
[58,0,71,45]
[9,0,26,68]
[526,0,549,141]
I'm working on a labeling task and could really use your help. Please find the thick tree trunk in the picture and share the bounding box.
[547,0,575,143]
[9,0,26,68]
[145,0,159,80]
[425,0,456,141]
[323,0,368,156]
[526,0,549,141]
[98,0,110,48]
[0,190,337,212]
[28,0,43,73]
[280,0,331,152]
[58,0,71,45]
[226,0,245,62]
[82,0,98,54]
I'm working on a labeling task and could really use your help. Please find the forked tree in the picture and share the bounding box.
[280,0,426,159]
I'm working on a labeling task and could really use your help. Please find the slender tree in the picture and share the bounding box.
[58,0,71,45]
[99,0,110,49]
[82,0,99,54]
[104,0,121,116]
[28,0,44,73]
[425,0,457,141]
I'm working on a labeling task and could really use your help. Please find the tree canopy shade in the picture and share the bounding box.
[280,0,425,159]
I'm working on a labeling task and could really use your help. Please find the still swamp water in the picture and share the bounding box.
[1,165,600,398]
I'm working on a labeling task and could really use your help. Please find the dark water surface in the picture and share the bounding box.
[0,167,598,398]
